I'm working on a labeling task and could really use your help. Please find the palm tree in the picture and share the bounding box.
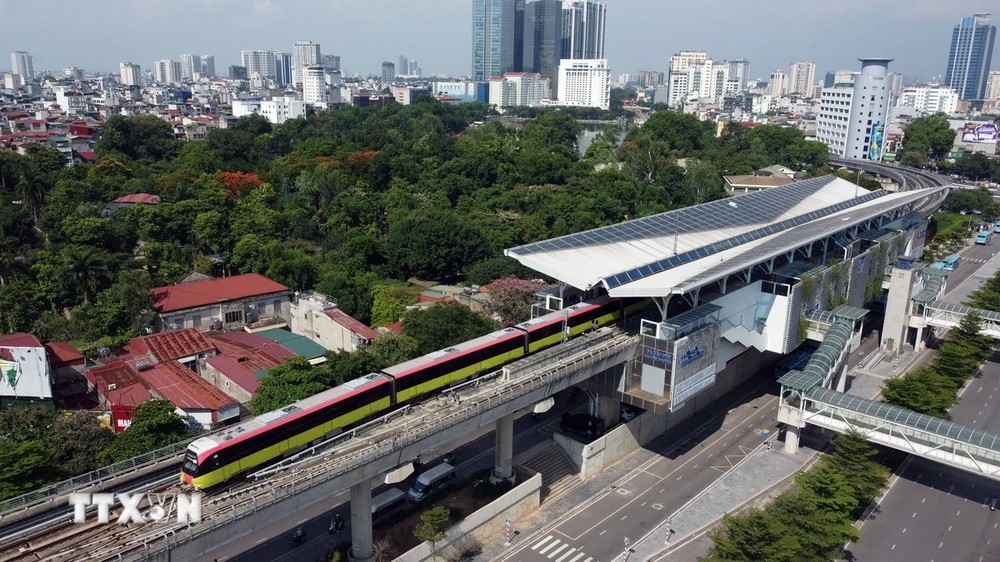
[15,174,47,225]
[61,246,110,304]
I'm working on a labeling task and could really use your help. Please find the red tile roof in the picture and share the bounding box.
[85,363,153,406]
[45,341,84,366]
[130,329,215,362]
[325,308,379,341]
[150,273,290,313]
[0,332,44,347]
[138,360,236,411]
[109,193,160,206]
[205,356,264,394]
[76,151,98,162]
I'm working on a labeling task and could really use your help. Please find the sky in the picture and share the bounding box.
[0,0,995,83]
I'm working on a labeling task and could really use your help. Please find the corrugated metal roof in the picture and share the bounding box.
[150,274,289,313]
[255,328,327,359]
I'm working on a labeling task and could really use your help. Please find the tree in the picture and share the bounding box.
[386,209,488,281]
[50,412,116,476]
[250,357,329,414]
[794,460,860,517]
[0,277,43,334]
[483,278,547,325]
[100,400,193,464]
[827,429,890,512]
[402,302,498,355]
[899,113,956,162]
[370,284,409,326]
[366,333,420,367]
[700,508,799,562]
[414,505,451,561]
[60,245,112,304]
[766,488,859,562]
[0,441,63,500]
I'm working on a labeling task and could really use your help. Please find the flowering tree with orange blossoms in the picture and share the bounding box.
[218,171,263,198]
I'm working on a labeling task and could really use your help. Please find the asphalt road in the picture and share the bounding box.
[198,390,584,562]
[494,378,782,562]
[846,238,1000,562]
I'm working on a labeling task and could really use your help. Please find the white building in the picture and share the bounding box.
[687,59,729,102]
[432,80,483,102]
[232,98,262,119]
[10,51,33,85]
[489,72,552,107]
[241,50,277,80]
[120,62,141,86]
[0,333,53,410]
[3,73,20,89]
[816,86,854,157]
[767,70,787,97]
[180,54,200,80]
[152,59,180,84]
[557,59,610,110]
[667,72,690,107]
[987,70,1000,101]
[669,51,708,72]
[261,96,307,124]
[302,65,328,105]
[293,40,321,86]
[843,58,893,160]
[788,61,816,96]
[63,67,85,81]
[897,83,959,114]
[288,292,379,353]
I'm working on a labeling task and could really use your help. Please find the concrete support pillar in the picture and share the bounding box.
[348,479,374,562]
[914,325,924,352]
[593,394,621,429]
[491,414,515,484]
[783,425,800,455]
[836,367,847,393]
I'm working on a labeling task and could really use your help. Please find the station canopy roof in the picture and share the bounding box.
[506,176,946,298]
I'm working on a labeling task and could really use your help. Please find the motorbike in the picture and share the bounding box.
[531,412,540,422]
[290,528,305,546]
[330,517,345,533]
[443,451,456,465]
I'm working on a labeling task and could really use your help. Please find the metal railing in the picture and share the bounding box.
[105,333,637,562]
[0,437,194,518]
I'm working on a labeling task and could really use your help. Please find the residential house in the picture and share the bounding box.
[150,273,292,332]
[0,333,53,410]
[288,291,379,353]
[105,193,161,211]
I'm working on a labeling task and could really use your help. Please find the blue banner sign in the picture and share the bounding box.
[678,346,707,366]
[644,349,672,364]
[869,123,884,160]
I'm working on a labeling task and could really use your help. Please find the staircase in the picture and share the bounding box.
[521,445,583,503]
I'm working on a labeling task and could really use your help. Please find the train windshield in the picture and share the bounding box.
[182,450,199,475]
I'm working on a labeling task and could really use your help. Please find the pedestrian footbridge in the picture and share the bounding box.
[921,300,1000,339]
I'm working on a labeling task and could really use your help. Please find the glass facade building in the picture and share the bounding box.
[945,14,997,100]
[473,0,518,81]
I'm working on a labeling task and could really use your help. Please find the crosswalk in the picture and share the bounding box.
[531,535,595,562]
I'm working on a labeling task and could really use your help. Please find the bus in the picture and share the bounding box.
[994,223,1000,234]
[977,231,992,245]
[941,254,961,270]
[775,341,820,378]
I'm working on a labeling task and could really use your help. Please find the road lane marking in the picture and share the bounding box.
[548,544,568,558]
[902,528,906,533]
[533,536,553,550]
[567,553,585,562]
[912,512,917,518]
[539,539,560,554]
[948,526,952,532]
[957,510,961,516]
[922,498,926,503]
[891,544,895,550]
[583,558,593,562]
[622,515,628,520]
[641,502,647,507]
[556,549,577,562]
[600,530,606,535]
[939,542,944,548]
[255,537,268,544]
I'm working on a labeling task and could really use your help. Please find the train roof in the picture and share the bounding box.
[515,296,615,331]
[381,327,524,377]
[191,374,388,449]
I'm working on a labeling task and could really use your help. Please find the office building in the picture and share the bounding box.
[489,71,551,107]
[473,0,518,80]
[153,60,181,84]
[119,62,142,86]
[816,85,853,157]
[986,70,1000,100]
[261,96,307,124]
[275,52,293,86]
[561,0,606,60]
[408,60,420,76]
[637,70,665,88]
[945,14,997,100]
[200,55,216,78]
[399,55,409,76]
[887,71,903,102]
[432,80,488,102]
[63,67,85,81]
[241,50,277,80]
[726,59,750,92]
[180,54,200,80]
[10,51,33,84]
[687,59,729,102]
[788,61,816,96]
[322,55,341,73]
[557,58,609,110]
[824,69,857,87]
[669,51,708,72]
[293,41,321,86]
[524,0,563,89]
[767,70,787,97]
[3,74,20,90]
[897,83,959,114]
[229,65,248,80]
[302,66,328,105]
[381,61,396,83]
[391,85,432,105]
[844,58,893,160]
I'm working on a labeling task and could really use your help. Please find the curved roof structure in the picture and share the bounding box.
[506,176,947,297]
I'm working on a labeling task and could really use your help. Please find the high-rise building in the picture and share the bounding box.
[399,55,409,75]
[180,54,200,80]
[561,0,606,60]
[382,61,396,83]
[64,67,85,81]
[557,59,610,110]
[488,71,551,107]
[200,55,216,78]
[669,51,707,73]
[241,50,277,80]
[10,51,33,85]
[637,70,665,88]
[788,61,816,96]
[987,70,1000,100]
[725,59,750,92]
[293,41,321,86]
[119,62,142,86]
[945,14,997,100]
[688,59,729,102]
[153,60,180,84]
[473,0,519,80]
[887,71,904,102]
[897,83,959,114]
[823,58,893,160]
[322,55,341,73]
[524,0,563,90]
[275,52,293,86]
[408,60,420,76]
[767,70,787,97]
[229,65,248,80]
[302,66,328,105]
[816,85,853,157]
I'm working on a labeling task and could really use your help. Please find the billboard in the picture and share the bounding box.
[868,123,885,160]
[962,122,999,144]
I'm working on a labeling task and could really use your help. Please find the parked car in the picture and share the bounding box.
[620,404,643,422]
[560,413,606,441]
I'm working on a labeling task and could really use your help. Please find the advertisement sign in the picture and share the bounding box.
[110,405,134,433]
[962,122,999,144]
[868,123,885,160]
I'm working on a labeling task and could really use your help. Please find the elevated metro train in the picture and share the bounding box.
[182,296,651,489]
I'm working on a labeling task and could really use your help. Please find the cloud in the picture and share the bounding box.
[252,0,277,15]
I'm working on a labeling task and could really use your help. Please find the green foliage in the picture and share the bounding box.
[370,284,419,326]
[943,188,994,213]
[402,302,498,355]
[828,429,890,513]
[897,113,957,165]
[0,441,63,500]
[386,209,488,281]
[701,508,800,562]
[414,505,452,561]
[250,357,330,415]
[100,400,193,464]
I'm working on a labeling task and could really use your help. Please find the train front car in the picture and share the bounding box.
[181,436,223,487]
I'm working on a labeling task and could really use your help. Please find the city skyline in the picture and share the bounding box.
[0,0,989,82]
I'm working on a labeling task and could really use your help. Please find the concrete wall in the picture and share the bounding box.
[288,303,363,353]
[200,362,256,404]
[160,293,291,332]
[396,472,542,562]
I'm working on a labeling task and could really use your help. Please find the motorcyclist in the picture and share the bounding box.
[295,526,304,539]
